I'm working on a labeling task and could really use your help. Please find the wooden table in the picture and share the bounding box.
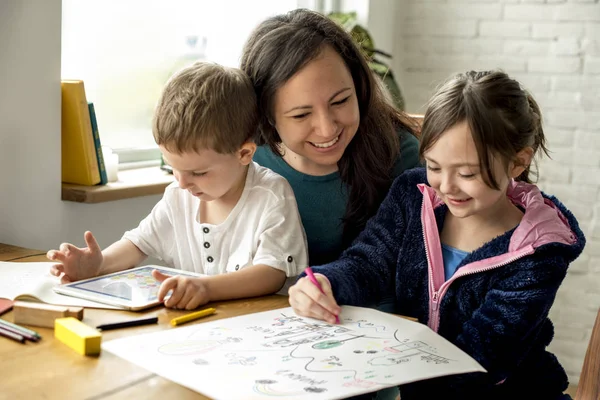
[0,243,290,400]
[0,243,45,261]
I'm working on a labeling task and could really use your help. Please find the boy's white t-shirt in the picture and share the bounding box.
[123,162,308,280]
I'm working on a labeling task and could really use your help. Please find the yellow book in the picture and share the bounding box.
[61,80,100,185]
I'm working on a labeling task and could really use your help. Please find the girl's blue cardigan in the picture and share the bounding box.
[308,168,586,399]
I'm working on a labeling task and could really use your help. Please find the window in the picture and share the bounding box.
[61,0,318,165]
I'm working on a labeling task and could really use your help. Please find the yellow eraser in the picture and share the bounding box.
[55,317,101,356]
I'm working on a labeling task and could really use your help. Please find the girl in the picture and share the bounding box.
[289,70,585,400]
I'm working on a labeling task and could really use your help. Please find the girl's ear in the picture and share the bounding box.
[238,142,257,165]
[510,147,534,179]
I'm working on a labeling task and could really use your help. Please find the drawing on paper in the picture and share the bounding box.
[102,306,486,400]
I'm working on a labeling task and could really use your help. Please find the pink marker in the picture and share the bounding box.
[304,267,340,324]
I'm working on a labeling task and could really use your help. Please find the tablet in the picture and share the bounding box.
[53,266,204,311]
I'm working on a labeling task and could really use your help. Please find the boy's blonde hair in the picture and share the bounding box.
[153,62,258,154]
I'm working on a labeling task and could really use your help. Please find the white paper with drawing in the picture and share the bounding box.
[103,306,485,399]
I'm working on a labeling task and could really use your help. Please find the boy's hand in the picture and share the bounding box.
[47,231,103,284]
[288,273,341,324]
[153,270,209,310]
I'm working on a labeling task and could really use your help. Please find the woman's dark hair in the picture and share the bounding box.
[240,9,416,244]
[419,70,548,189]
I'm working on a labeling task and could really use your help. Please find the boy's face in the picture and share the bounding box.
[160,143,255,203]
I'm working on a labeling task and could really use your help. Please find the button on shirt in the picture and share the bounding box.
[123,162,308,278]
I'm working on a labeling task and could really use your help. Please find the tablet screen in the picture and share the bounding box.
[67,266,197,303]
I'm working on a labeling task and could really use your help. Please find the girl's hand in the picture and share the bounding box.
[47,231,104,284]
[153,270,210,310]
[288,273,341,324]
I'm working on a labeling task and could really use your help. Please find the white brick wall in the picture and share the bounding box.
[390,0,600,385]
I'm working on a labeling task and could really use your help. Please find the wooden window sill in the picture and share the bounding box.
[61,167,175,203]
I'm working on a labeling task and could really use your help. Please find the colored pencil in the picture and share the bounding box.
[170,308,216,326]
[96,316,158,331]
[0,319,40,341]
[0,326,25,344]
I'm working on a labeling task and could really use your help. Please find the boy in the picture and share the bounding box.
[48,62,308,310]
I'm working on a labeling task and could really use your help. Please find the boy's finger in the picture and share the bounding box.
[47,250,67,263]
[50,264,64,276]
[164,282,185,307]
[84,231,102,254]
[151,269,170,282]
[187,295,206,310]
[157,278,177,302]
[59,243,78,254]
[188,284,209,310]
[166,292,182,308]
[175,286,194,310]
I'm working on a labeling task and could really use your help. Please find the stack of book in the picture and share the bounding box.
[61,80,108,185]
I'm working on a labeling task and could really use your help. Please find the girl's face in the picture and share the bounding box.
[272,45,360,176]
[424,121,519,221]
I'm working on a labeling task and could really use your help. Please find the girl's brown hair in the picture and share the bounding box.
[419,70,548,189]
[240,9,415,244]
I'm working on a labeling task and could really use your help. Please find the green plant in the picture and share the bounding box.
[328,11,405,111]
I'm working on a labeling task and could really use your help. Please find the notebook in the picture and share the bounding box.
[0,299,13,316]
[0,261,120,309]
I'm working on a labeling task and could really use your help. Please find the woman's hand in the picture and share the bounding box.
[288,273,341,324]
[47,231,104,284]
[153,270,210,310]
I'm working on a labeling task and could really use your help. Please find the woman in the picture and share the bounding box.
[241,9,420,268]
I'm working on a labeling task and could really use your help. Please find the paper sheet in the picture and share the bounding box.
[0,261,119,309]
[103,306,486,400]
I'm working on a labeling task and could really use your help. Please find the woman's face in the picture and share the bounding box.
[272,45,360,176]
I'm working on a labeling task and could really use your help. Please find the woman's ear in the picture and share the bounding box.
[238,142,257,165]
[510,147,534,179]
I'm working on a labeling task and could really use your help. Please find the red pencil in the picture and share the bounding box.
[304,267,340,324]
[0,326,25,344]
